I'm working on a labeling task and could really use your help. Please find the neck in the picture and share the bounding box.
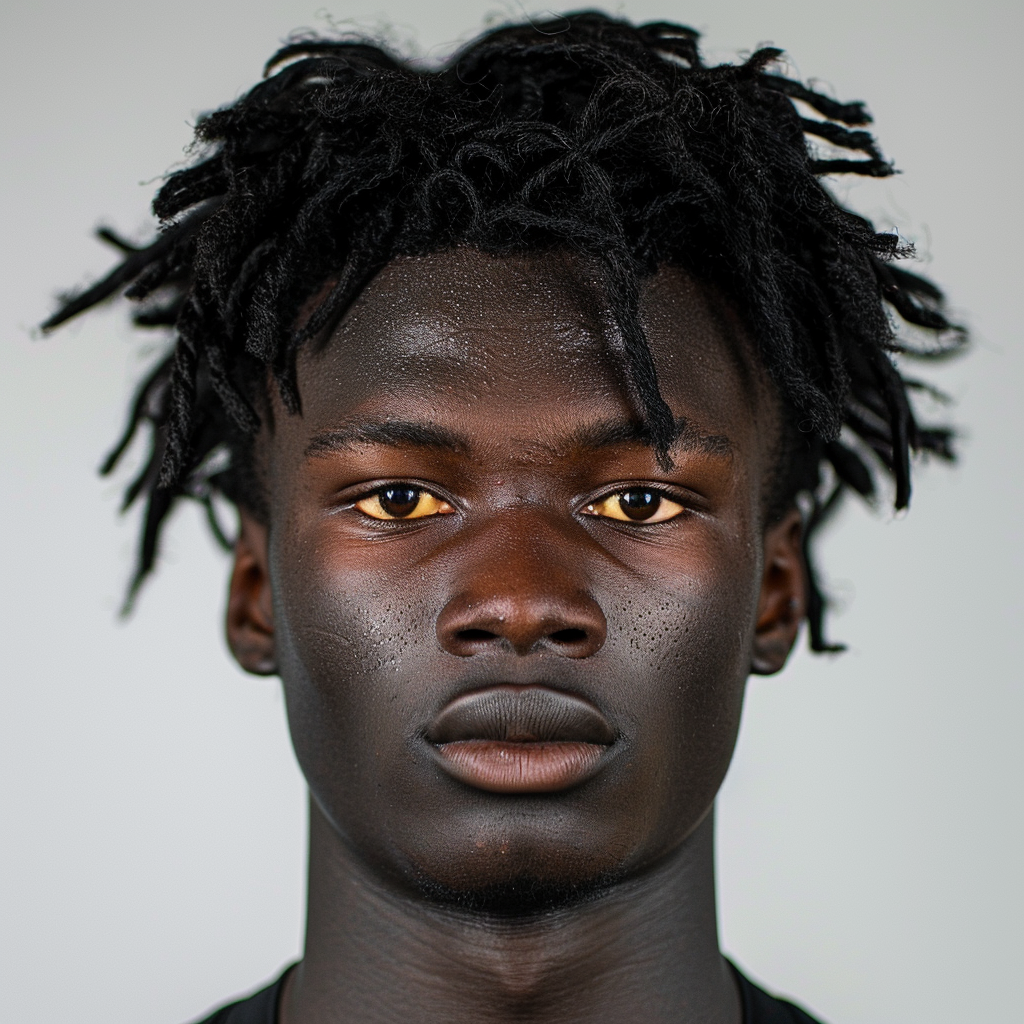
[282,798,739,1024]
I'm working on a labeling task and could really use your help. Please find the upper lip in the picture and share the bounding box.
[426,684,616,745]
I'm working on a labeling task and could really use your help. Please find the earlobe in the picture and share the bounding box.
[225,509,277,675]
[750,507,806,676]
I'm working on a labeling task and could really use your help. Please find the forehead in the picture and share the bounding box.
[284,248,777,467]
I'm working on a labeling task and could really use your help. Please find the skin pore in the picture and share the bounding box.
[226,248,805,1024]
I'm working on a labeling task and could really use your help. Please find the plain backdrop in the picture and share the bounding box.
[2,1,1021,1022]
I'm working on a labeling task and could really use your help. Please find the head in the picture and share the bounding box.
[46,12,963,909]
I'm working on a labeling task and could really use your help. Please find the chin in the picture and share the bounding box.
[396,818,637,917]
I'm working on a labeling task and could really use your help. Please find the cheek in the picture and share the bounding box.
[602,512,763,680]
[268,524,439,828]
[597,529,763,835]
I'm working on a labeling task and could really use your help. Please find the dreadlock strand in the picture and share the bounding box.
[41,229,179,331]
[761,74,873,125]
[156,325,199,488]
[600,250,676,458]
[802,484,847,653]
[800,117,882,158]
[100,353,174,477]
[123,484,175,615]
[809,157,894,178]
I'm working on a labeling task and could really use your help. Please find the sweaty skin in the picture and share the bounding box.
[225,249,805,1024]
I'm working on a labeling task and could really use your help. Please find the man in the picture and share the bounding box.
[44,12,964,1023]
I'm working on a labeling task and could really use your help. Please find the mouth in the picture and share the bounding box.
[426,685,616,794]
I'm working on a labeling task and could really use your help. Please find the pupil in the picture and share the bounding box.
[379,486,420,517]
[619,489,658,520]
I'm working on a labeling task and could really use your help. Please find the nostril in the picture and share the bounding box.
[456,628,499,643]
[549,628,587,645]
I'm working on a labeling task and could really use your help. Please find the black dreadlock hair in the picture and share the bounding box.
[43,11,965,649]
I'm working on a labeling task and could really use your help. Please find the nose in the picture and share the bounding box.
[436,515,607,659]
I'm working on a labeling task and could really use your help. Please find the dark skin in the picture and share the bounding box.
[226,248,805,1024]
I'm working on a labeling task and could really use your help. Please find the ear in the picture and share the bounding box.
[226,508,277,675]
[750,506,806,675]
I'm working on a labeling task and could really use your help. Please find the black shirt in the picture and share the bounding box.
[191,963,827,1024]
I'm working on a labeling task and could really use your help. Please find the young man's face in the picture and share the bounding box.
[227,248,804,908]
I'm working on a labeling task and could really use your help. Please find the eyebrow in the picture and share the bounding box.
[305,416,732,459]
[306,420,470,458]
[568,418,734,458]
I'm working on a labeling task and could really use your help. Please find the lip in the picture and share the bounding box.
[427,685,616,794]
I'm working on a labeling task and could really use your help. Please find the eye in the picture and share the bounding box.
[583,488,685,523]
[354,485,455,520]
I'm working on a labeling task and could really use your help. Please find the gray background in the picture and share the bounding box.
[2,1,1020,1022]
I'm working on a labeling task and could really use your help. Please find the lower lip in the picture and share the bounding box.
[434,740,607,793]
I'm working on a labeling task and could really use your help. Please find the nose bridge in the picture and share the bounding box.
[435,505,607,658]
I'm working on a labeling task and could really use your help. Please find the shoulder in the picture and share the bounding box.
[186,967,292,1024]
[731,963,830,1024]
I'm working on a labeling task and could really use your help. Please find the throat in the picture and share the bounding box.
[284,802,740,1024]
